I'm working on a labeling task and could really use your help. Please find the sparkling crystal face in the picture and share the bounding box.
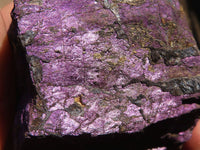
[14,0,200,141]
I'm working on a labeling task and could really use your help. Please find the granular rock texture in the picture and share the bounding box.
[11,0,200,149]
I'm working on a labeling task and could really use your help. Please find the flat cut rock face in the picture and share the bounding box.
[13,0,200,146]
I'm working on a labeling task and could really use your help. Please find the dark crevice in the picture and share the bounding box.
[122,75,200,96]
[147,47,199,66]
[182,96,200,105]
[20,109,200,150]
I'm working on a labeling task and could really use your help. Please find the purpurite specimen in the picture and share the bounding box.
[11,0,200,149]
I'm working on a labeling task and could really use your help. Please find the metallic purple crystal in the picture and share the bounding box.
[12,0,200,148]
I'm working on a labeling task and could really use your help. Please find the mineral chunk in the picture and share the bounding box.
[10,0,200,149]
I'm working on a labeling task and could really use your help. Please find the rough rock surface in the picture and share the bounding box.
[11,0,200,149]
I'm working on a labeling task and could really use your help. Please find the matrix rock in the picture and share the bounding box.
[11,0,200,149]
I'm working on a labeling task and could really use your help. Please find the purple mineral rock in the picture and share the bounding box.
[10,0,200,149]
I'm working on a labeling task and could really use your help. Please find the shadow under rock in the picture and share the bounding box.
[21,109,200,150]
[6,8,37,150]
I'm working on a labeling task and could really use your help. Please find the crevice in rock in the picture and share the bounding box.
[182,96,200,105]
[122,75,200,96]
[147,47,199,66]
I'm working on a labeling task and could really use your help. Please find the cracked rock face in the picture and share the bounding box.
[11,0,200,149]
